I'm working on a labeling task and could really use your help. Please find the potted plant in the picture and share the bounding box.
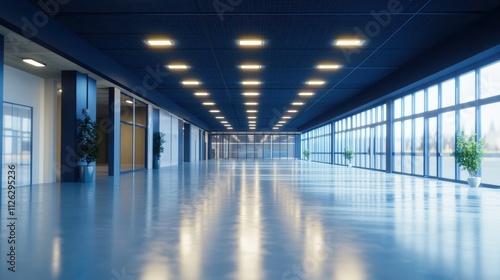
[452,131,485,188]
[344,147,354,167]
[76,112,99,182]
[303,149,310,161]
[153,132,165,169]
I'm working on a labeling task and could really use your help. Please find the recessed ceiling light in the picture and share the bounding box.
[247,110,258,113]
[292,102,304,106]
[239,65,262,70]
[248,116,257,119]
[146,39,173,46]
[23,58,45,67]
[227,127,233,130]
[317,64,342,70]
[125,100,134,104]
[221,121,228,124]
[276,124,283,127]
[216,116,225,119]
[242,81,261,85]
[224,124,231,127]
[209,110,220,113]
[283,116,292,119]
[334,39,365,47]
[249,127,256,130]
[248,121,257,123]
[167,64,188,70]
[299,92,315,96]
[182,80,200,85]
[245,102,258,105]
[279,121,286,124]
[195,92,209,96]
[238,39,264,46]
[243,92,260,96]
[288,110,298,113]
[203,102,215,106]
[273,127,279,130]
[306,80,325,85]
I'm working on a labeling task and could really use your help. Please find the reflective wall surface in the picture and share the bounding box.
[1,161,500,279]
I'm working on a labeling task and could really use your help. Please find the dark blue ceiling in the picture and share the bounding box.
[25,0,500,131]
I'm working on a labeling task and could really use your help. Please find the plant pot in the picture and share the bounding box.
[78,165,95,183]
[347,162,352,168]
[153,158,160,169]
[467,177,481,188]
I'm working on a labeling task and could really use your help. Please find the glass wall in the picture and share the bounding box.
[334,104,387,170]
[2,103,32,187]
[120,94,147,172]
[211,133,297,159]
[299,58,500,187]
[301,124,332,163]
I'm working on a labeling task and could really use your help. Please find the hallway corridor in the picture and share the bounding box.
[2,160,500,280]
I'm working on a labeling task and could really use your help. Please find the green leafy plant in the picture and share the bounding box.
[452,131,484,177]
[303,149,310,160]
[77,112,100,165]
[153,132,166,160]
[344,147,354,162]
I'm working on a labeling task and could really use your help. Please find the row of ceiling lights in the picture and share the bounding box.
[145,37,366,131]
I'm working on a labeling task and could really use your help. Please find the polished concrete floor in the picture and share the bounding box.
[1,160,500,280]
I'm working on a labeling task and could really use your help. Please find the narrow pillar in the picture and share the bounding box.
[184,123,191,162]
[386,99,394,173]
[295,135,301,160]
[0,35,4,190]
[108,87,121,176]
[207,133,213,160]
[147,104,154,169]
[60,71,96,182]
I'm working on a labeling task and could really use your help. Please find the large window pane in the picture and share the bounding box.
[394,98,402,119]
[441,79,456,108]
[429,117,438,177]
[427,85,438,112]
[480,61,500,99]
[459,71,476,104]
[415,118,424,175]
[415,91,424,114]
[481,102,500,185]
[441,112,455,179]
[404,95,413,117]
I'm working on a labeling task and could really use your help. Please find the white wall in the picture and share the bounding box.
[3,65,57,184]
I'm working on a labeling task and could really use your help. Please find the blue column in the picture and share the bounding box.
[178,119,184,165]
[386,99,394,173]
[0,35,4,190]
[60,71,97,182]
[108,87,121,176]
[184,123,191,162]
[295,135,301,160]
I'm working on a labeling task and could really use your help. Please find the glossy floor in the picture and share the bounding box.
[1,160,500,280]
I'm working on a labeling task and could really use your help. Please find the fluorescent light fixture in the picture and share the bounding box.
[243,92,260,96]
[283,116,292,119]
[273,127,279,130]
[288,110,298,113]
[238,40,264,46]
[167,64,188,69]
[224,124,231,127]
[248,116,257,119]
[249,127,256,130]
[203,102,215,106]
[209,110,220,113]
[221,121,228,124]
[292,102,304,106]
[23,58,45,67]
[240,64,262,70]
[146,39,173,46]
[245,102,258,105]
[299,92,315,96]
[317,64,342,69]
[279,121,286,124]
[227,127,233,130]
[125,100,134,104]
[216,116,225,119]
[249,124,256,127]
[334,39,365,47]
[242,80,261,85]
[276,124,283,127]
[195,92,209,96]
[306,80,325,85]
[248,121,257,123]
[182,80,200,85]
[247,110,258,113]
